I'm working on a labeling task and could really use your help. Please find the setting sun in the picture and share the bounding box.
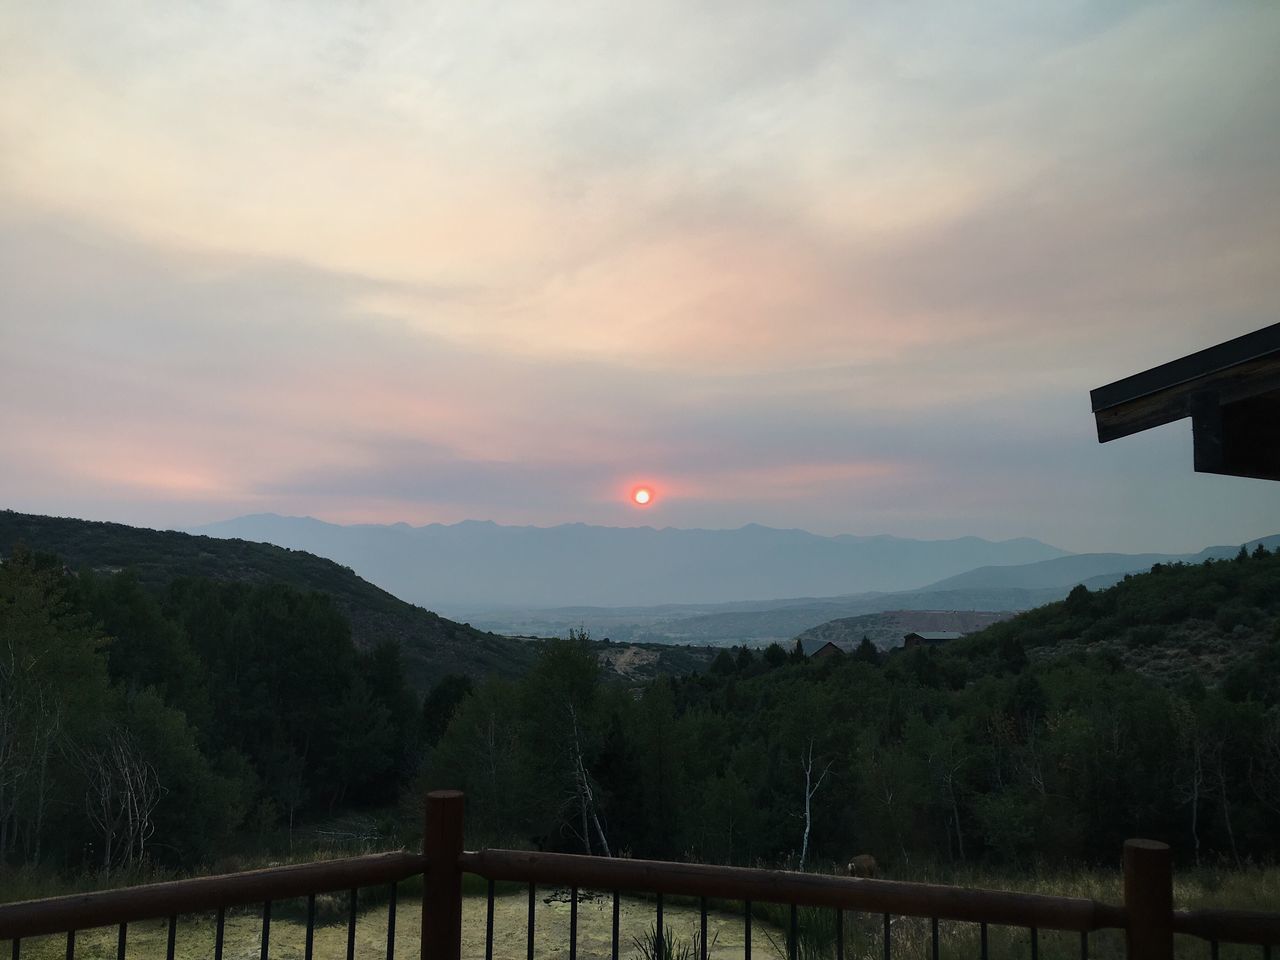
[632,486,653,506]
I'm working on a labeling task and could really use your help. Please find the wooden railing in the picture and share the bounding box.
[1,790,1276,960]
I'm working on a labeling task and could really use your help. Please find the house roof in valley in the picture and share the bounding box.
[797,637,843,657]
[904,631,963,642]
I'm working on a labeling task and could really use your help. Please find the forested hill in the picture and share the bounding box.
[426,546,1280,870]
[945,542,1280,690]
[0,510,533,687]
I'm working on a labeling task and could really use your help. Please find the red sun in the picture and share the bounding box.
[631,486,654,506]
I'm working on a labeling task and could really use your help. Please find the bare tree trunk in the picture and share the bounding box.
[798,739,831,873]
[81,730,163,875]
[1190,738,1202,867]
[31,707,57,864]
[948,770,965,862]
[1219,766,1240,869]
[567,705,610,857]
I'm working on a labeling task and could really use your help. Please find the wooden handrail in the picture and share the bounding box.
[460,849,1127,933]
[0,851,426,941]
[1172,908,1280,947]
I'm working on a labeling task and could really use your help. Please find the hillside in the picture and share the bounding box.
[0,510,533,689]
[920,536,1280,592]
[946,545,1280,690]
[192,514,1068,608]
[793,609,1015,651]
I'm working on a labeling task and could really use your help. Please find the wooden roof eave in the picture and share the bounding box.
[1090,322,1280,482]
[1090,323,1280,444]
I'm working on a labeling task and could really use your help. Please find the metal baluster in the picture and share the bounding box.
[789,905,798,960]
[930,918,938,960]
[527,883,536,960]
[1211,940,1219,960]
[347,888,358,960]
[1080,931,1088,960]
[261,901,272,960]
[1264,945,1272,960]
[656,893,664,960]
[166,914,177,960]
[117,923,127,960]
[215,908,225,960]
[570,887,578,960]
[388,883,399,960]
[484,880,494,960]
[980,922,988,960]
[700,898,708,960]
[306,894,316,960]
[835,910,843,960]
[65,930,74,960]
[745,900,752,960]
[1030,927,1038,960]
[882,914,890,960]
[11,937,19,960]
[612,891,620,960]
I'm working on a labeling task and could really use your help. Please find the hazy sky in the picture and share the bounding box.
[2,1,1278,554]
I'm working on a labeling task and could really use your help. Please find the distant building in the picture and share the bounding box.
[796,637,844,659]
[902,631,963,649]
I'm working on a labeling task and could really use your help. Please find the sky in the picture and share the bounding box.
[2,1,1278,555]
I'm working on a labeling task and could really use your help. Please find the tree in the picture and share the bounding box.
[710,649,735,676]
[797,739,832,871]
[78,728,164,875]
[854,636,879,665]
[1172,697,1205,864]
[421,675,475,747]
[426,680,524,845]
[324,677,394,809]
[0,547,112,865]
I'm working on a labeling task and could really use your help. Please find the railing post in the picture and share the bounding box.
[1123,839,1172,960]
[423,790,465,960]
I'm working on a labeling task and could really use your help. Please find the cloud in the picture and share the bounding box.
[1,1,1278,552]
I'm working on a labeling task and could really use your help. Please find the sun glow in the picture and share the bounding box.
[631,486,653,506]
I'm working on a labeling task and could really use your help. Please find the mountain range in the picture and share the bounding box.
[479,537,1280,646]
[192,514,1069,610]
[0,510,712,689]
[191,515,1278,645]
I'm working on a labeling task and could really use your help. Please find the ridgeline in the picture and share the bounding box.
[0,509,533,689]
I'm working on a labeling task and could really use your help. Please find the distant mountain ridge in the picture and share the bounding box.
[462,537,1280,646]
[918,537,1280,592]
[191,514,1070,609]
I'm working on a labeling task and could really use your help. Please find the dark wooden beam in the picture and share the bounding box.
[1091,323,1280,443]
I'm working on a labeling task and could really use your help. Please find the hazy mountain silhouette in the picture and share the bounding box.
[917,535,1280,592]
[190,515,1070,610]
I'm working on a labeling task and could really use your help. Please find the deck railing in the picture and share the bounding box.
[1,790,1276,960]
